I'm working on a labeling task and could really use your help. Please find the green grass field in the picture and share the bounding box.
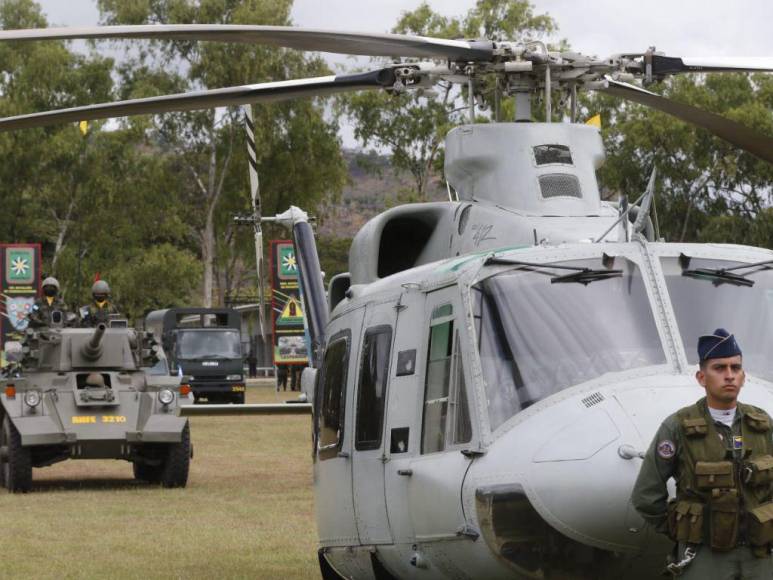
[0,381,319,579]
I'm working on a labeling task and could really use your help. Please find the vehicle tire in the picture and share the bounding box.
[132,461,163,483]
[160,421,190,488]
[232,391,245,404]
[1,415,32,493]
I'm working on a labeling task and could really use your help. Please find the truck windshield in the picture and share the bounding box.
[176,330,241,359]
[662,257,773,382]
[473,258,666,431]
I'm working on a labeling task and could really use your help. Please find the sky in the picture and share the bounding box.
[34,0,773,146]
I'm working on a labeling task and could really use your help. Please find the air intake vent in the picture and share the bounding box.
[581,392,605,408]
[539,174,582,199]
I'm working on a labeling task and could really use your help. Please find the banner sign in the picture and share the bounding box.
[270,240,309,365]
[0,243,41,348]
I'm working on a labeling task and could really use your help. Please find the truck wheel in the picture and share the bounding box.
[133,461,163,483]
[161,421,190,488]
[232,391,245,404]
[1,416,32,493]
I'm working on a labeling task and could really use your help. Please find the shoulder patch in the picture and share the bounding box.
[657,439,676,459]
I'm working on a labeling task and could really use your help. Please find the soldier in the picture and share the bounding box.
[80,280,120,327]
[632,329,773,578]
[27,276,71,328]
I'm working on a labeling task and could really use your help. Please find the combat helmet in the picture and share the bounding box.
[92,280,110,302]
[42,276,60,297]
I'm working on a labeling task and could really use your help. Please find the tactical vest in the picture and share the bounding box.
[83,303,118,326]
[668,398,773,555]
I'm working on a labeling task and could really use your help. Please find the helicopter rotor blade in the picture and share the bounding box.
[0,68,397,132]
[597,78,773,164]
[0,25,494,61]
[649,55,773,76]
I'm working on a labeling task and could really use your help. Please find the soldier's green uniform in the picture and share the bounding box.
[27,276,71,328]
[27,296,70,328]
[633,328,773,578]
[79,301,120,327]
[80,279,121,327]
[632,398,773,578]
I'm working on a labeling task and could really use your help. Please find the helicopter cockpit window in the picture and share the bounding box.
[355,326,392,451]
[533,144,573,166]
[421,306,472,453]
[661,257,773,382]
[473,258,665,431]
[317,333,350,460]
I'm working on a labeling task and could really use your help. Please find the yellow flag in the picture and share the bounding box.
[585,114,602,129]
[79,120,88,136]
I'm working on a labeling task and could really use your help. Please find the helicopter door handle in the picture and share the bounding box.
[618,444,645,460]
[397,469,413,477]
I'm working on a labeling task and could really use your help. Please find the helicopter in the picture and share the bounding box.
[1,22,773,580]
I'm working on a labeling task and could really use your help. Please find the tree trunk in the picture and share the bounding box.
[201,211,215,308]
[51,194,77,270]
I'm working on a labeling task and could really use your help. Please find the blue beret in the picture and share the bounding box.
[698,328,742,361]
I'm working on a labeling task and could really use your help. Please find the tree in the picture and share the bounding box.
[0,1,208,316]
[97,0,348,307]
[338,0,556,201]
[0,0,113,255]
[584,73,773,243]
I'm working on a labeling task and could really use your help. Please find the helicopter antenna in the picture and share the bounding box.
[595,190,647,243]
[632,166,657,236]
[466,68,475,123]
[545,62,552,122]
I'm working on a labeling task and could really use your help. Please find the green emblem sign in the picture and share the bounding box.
[6,248,34,284]
[279,245,298,279]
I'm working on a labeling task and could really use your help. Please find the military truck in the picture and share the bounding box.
[144,308,245,404]
[0,321,193,492]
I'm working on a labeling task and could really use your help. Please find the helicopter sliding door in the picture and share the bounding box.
[314,308,364,548]
[384,285,476,544]
[350,302,396,545]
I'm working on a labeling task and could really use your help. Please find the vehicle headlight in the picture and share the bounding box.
[158,389,175,405]
[226,374,243,381]
[24,390,41,408]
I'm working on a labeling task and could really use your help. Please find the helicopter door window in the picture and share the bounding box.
[355,326,392,451]
[316,332,350,460]
[450,331,472,445]
[421,305,454,454]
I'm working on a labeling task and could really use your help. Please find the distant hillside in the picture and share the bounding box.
[316,149,447,238]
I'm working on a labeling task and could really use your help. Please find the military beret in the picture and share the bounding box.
[697,328,742,361]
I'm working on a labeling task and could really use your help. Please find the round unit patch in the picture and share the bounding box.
[657,439,676,459]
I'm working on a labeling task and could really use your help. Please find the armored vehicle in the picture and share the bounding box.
[0,321,193,492]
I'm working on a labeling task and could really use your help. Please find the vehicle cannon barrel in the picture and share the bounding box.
[81,323,107,360]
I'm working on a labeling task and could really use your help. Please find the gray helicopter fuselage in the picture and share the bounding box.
[312,237,773,579]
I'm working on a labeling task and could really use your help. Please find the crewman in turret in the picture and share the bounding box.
[27,276,71,328]
[79,279,120,327]
[632,329,773,578]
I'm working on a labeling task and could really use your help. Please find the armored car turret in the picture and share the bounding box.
[0,320,193,492]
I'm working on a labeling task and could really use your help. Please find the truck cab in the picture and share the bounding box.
[145,308,245,404]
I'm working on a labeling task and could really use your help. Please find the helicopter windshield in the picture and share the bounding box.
[473,258,666,431]
[662,257,773,382]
